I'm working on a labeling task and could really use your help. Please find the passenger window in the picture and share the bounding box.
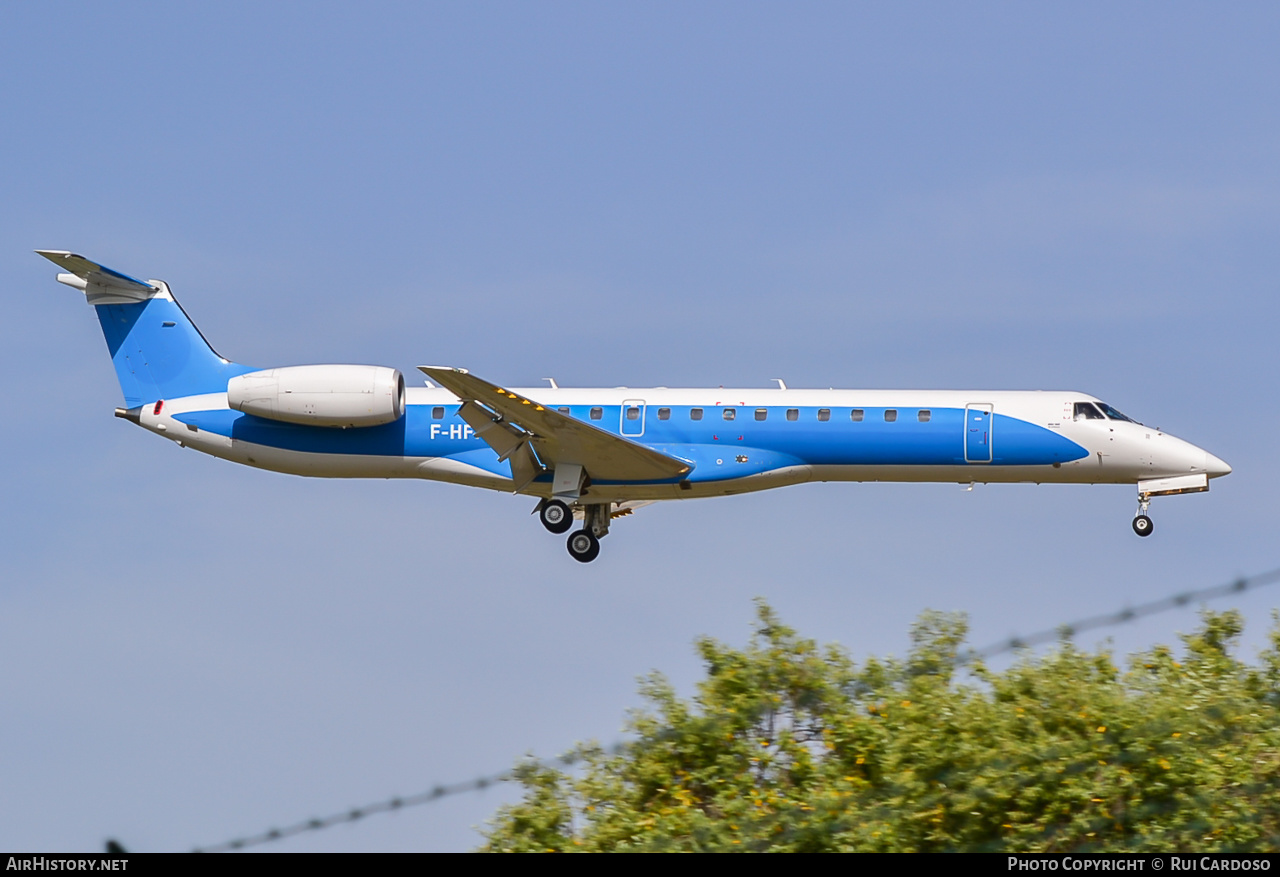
[590,407,603,420]
[657,408,670,420]
[626,406,640,421]
[723,408,736,421]
[885,409,898,422]
[690,408,703,421]
[432,406,444,419]
[786,409,799,421]
[850,409,864,422]
[817,409,830,422]
[557,407,570,414]
[755,408,768,421]
[1073,402,1105,421]
[917,409,931,423]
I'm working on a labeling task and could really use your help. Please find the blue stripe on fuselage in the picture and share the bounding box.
[172,404,1088,480]
[174,406,519,480]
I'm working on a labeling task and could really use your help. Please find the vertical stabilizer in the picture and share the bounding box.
[37,251,254,406]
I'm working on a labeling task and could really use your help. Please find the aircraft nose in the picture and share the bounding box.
[1205,451,1232,478]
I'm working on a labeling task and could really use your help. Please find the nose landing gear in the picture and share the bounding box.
[1132,494,1153,537]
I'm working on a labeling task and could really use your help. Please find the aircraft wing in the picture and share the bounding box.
[419,366,693,487]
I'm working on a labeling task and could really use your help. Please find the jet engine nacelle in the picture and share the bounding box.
[227,365,405,428]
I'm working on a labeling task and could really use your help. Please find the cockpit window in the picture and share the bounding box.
[1096,402,1137,423]
[1073,402,1105,421]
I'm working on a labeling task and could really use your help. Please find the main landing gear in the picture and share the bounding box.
[566,529,601,563]
[1132,493,1154,537]
[536,499,611,562]
[538,499,573,534]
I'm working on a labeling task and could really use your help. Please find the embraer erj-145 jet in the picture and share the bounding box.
[40,251,1231,563]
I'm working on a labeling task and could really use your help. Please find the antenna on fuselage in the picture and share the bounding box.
[772,378,787,390]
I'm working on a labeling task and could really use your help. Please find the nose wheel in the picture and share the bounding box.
[1132,494,1153,537]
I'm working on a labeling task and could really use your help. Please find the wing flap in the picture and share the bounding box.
[456,400,531,462]
[420,366,692,483]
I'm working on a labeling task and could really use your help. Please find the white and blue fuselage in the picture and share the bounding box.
[152,387,1224,500]
[41,251,1230,562]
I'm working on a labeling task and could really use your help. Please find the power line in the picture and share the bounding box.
[191,743,626,853]
[193,776,508,853]
[188,566,1280,853]
[956,567,1280,665]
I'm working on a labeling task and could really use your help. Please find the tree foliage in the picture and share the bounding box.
[481,602,1280,852]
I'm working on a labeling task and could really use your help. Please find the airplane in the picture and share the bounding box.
[39,250,1232,563]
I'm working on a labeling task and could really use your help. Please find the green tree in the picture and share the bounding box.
[481,601,1280,852]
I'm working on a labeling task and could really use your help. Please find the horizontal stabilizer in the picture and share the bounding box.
[420,366,693,484]
[36,250,156,303]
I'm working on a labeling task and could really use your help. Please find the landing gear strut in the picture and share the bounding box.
[565,503,611,563]
[1132,494,1153,537]
[537,499,614,563]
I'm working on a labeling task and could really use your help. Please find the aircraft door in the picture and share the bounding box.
[621,399,646,437]
[965,403,993,463]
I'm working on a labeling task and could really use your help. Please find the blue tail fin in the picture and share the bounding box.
[38,251,255,406]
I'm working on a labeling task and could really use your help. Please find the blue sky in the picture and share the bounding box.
[3,1,1278,852]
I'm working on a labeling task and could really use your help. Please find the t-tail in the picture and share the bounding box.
[37,250,255,408]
